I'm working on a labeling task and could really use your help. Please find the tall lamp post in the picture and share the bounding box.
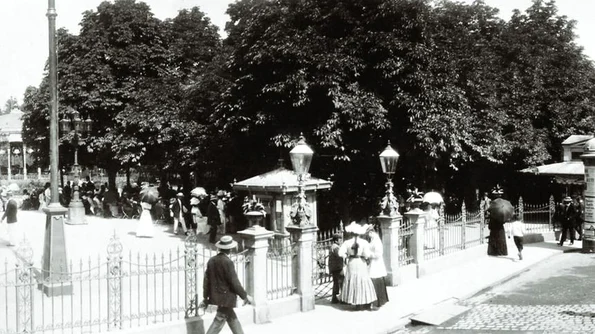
[42,0,71,296]
[60,109,92,225]
[289,135,314,226]
[379,141,400,217]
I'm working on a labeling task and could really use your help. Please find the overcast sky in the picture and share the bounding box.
[1,0,594,105]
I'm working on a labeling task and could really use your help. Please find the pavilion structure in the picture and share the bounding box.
[0,106,34,180]
[521,135,592,194]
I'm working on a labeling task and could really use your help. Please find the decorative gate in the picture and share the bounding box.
[312,225,344,299]
[312,236,334,299]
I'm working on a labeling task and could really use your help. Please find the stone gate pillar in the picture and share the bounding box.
[377,214,402,286]
[405,208,427,278]
[286,224,317,312]
[239,225,274,323]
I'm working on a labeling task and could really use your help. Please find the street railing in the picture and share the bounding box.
[420,196,554,262]
[0,233,250,334]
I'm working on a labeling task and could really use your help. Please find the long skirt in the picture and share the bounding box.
[487,228,507,256]
[371,277,389,307]
[339,257,377,306]
[136,209,154,238]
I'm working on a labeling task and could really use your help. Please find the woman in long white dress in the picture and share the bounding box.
[190,196,209,235]
[423,203,440,249]
[136,202,154,238]
[339,222,377,310]
[365,225,389,308]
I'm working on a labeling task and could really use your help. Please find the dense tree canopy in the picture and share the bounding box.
[20,0,595,223]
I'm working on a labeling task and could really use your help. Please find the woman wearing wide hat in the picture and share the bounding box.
[338,222,377,310]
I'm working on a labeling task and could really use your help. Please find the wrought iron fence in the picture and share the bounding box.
[312,236,333,299]
[317,225,342,241]
[0,233,250,334]
[398,217,414,266]
[266,243,296,300]
[516,196,553,233]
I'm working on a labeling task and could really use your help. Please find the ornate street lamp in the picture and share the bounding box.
[289,134,314,226]
[41,0,72,296]
[60,108,92,226]
[379,141,400,217]
[60,108,93,178]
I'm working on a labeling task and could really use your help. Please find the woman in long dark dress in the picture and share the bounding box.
[487,217,508,256]
[487,191,508,256]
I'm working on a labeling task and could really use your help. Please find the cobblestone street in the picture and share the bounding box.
[392,252,595,334]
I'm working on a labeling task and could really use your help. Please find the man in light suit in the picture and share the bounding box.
[201,235,252,334]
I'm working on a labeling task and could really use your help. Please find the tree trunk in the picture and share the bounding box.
[125,167,131,187]
[107,164,119,191]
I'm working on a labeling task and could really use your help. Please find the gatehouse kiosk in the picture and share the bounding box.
[232,167,332,242]
[581,138,595,253]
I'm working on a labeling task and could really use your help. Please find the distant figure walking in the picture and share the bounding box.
[201,235,253,334]
[507,213,526,260]
[558,196,576,246]
[170,193,189,235]
[328,233,344,304]
[207,194,222,244]
[338,222,377,310]
[1,191,19,246]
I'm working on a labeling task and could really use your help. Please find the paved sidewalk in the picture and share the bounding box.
[221,239,580,334]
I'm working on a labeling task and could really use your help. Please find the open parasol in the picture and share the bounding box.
[7,183,20,192]
[488,198,514,225]
[190,187,207,198]
[422,191,443,204]
[140,186,160,205]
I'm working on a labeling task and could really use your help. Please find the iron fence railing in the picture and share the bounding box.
[398,218,414,266]
[0,233,250,334]
[421,197,553,261]
[266,243,296,301]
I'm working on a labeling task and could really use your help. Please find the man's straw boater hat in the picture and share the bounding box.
[215,235,238,250]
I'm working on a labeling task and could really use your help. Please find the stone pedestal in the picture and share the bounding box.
[377,214,402,286]
[66,186,86,225]
[41,203,72,296]
[238,226,274,323]
[404,208,427,278]
[286,224,317,312]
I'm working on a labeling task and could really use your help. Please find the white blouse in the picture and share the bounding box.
[338,237,371,259]
[368,234,387,278]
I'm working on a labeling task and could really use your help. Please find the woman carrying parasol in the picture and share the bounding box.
[486,187,512,256]
[135,183,159,238]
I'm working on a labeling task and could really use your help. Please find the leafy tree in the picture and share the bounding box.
[112,6,226,190]
[3,96,18,113]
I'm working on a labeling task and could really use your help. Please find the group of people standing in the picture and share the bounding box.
[329,222,389,311]
[556,195,584,246]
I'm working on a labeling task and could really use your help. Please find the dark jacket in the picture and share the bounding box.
[207,201,221,227]
[203,253,247,308]
[2,198,18,224]
[170,198,187,218]
[561,203,576,227]
[328,243,344,273]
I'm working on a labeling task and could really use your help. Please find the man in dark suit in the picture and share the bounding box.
[201,235,252,334]
[559,196,576,246]
[170,193,188,235]
[207,194,221,243]
[1,191,19,246]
